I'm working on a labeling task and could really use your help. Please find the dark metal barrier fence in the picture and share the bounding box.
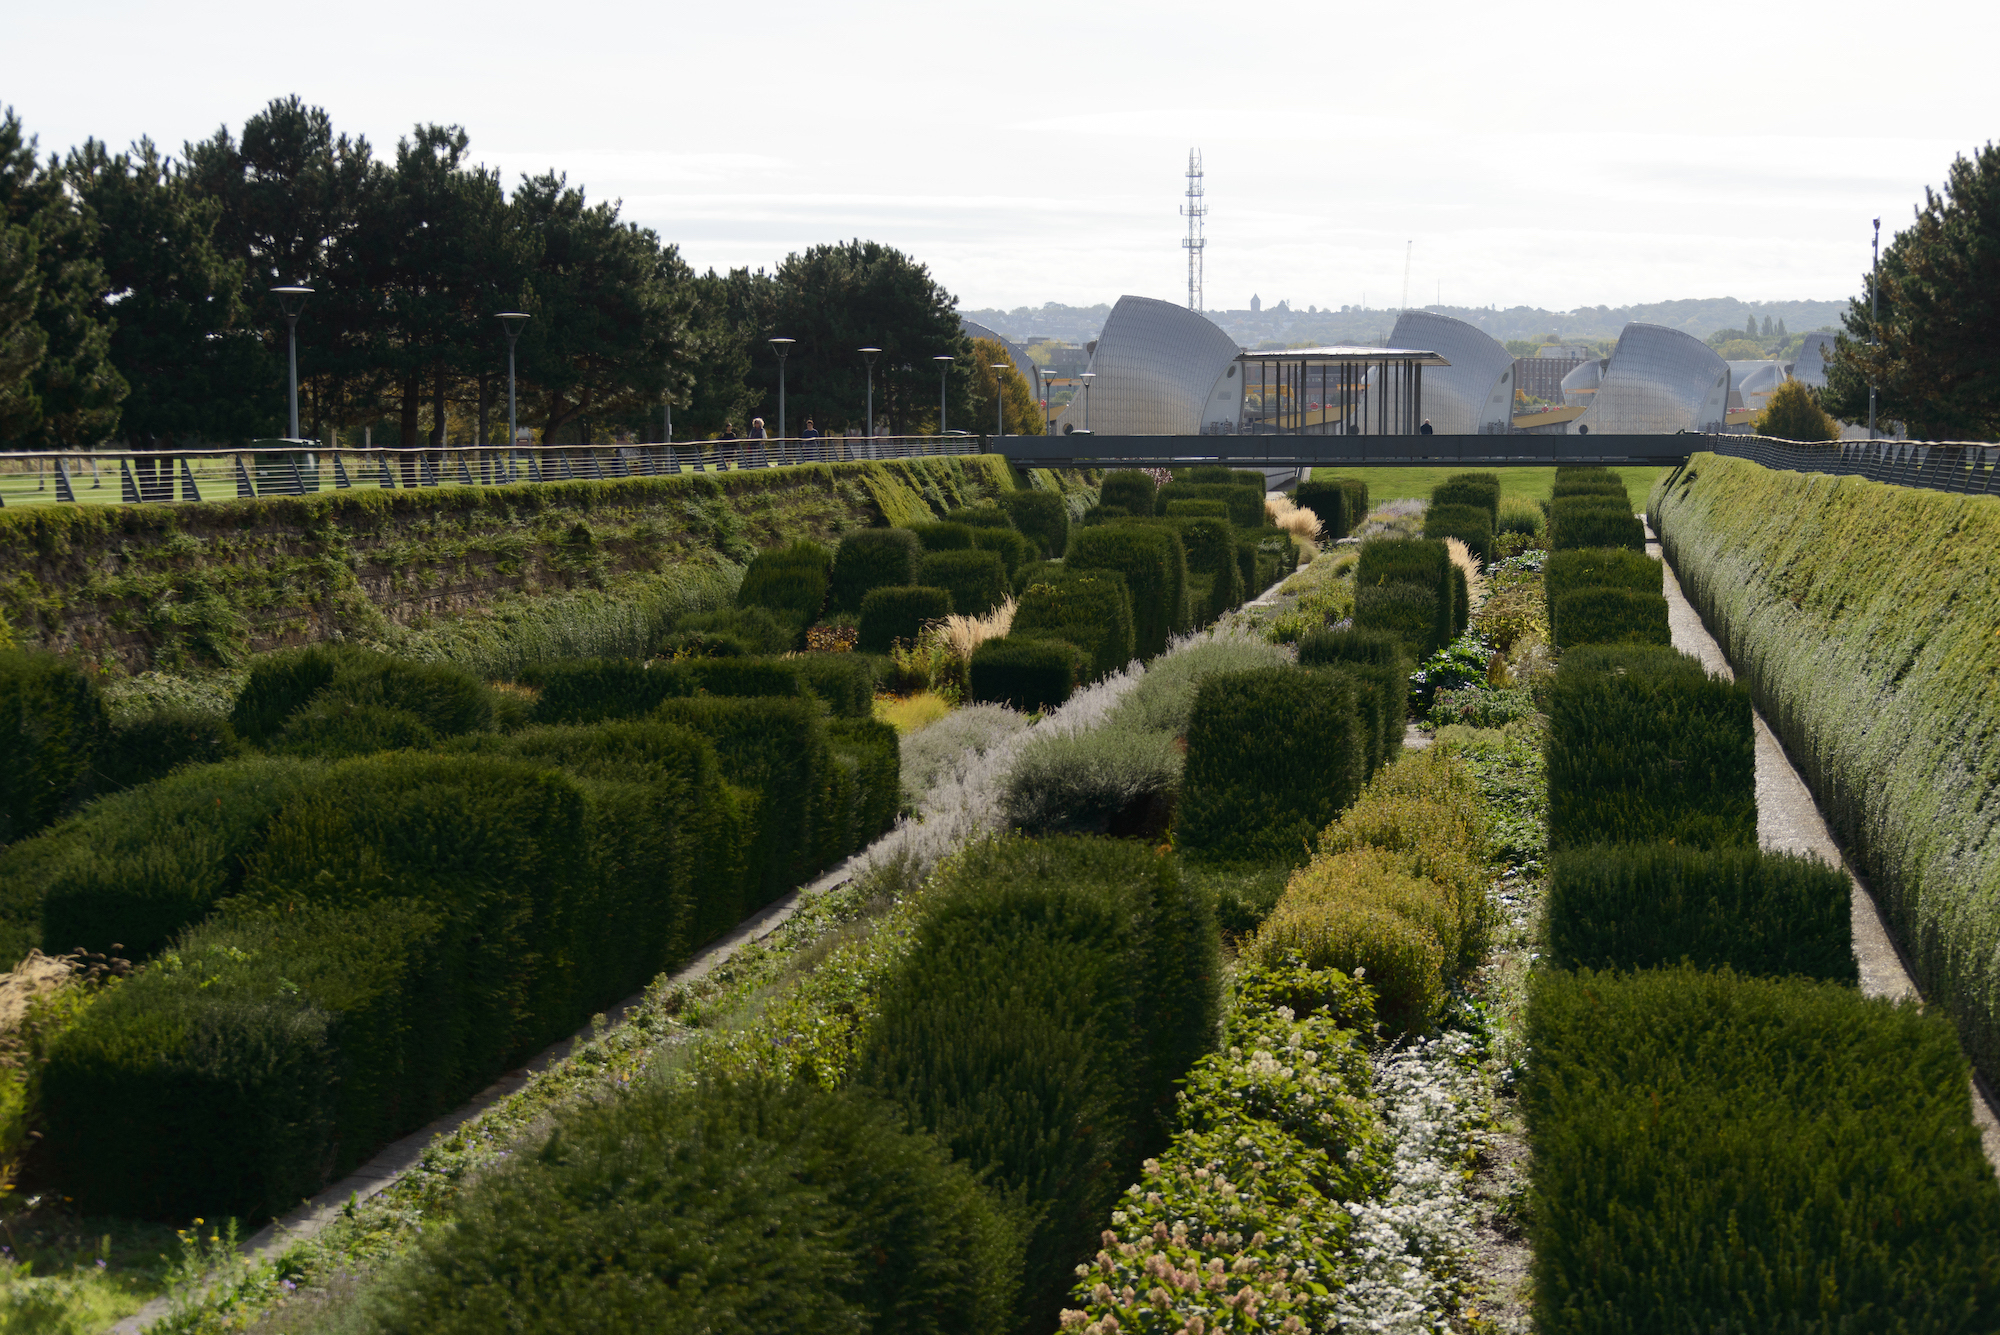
[1705,434,2000,495]
[0,434,984,509]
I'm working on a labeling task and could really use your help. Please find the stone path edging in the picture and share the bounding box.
[106,859,858,1334]
[1647,520,2000,1176]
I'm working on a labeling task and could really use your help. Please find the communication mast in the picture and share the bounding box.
[1182,149,1207,312]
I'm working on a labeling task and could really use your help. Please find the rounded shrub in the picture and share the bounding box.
[228,642,383,746]
[0,648,112,844]
[943,505,1016,530]
[918,549,1008,617]
[969,637,1085,712]
[736,539,832,622]
[831,528,924,612]
[906,521,975,551]
[1246,861,1447,1035]
[969,526,1032,579]
[270,700,439,759]
[95,705,241,791]
[1010,569,1135,679]
[1064,524,1185,658]
[998,489,1068,559]
[858,585,954,653]
[1098,469,1157,515]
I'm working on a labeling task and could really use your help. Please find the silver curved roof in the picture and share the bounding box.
[1731,361,1788,407]
[961,319,1042,401]
[1792,332,1837,388]
[1052,296,1244,435]
[1386,311,1515,434]
[1560,358,1605,407]
[1570,324,1729,434]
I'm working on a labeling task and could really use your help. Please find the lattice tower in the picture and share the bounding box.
[1182,149,1207,312]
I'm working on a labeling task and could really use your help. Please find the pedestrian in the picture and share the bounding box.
[719,422,738,440]
[748,417,767,439]
[1419,418,1434,436]
[801,419,820,440]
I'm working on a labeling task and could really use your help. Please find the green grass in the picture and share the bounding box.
[1312,466,1666,508]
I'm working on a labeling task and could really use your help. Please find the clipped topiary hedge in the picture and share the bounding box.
[830,527,924,612]
[1165,498,1229,518]
[1548,587,1671,651]
[968,637,1085,713]
[969,526,1032,579]
[1356,538,1453,655]
[1353,581,1443,659]
[227,642,384,746]
[791,651,875,718]
[1154,481,1264,528]
[1178,666,1366,864]
[942,505,1016,530]
[1547,645,1754,850]
[1290,480,1348,540]
[997,488,1068,559]
[1543,547,1661,603]
[1423,502,1495,566]
[1010,569,1135,680]
[1432,473,1500,528]
[94,705,241,792]
[1547,843,1854,980]
[1549,496,1644,551]
[1526,966,2000,1333]
[918,549,1008,617]
[907,521,975,552]
[735,539,832,622]
[1098,470,1157,515]
[857,585,953,652]
[1065,525,1186,659]
[1298,626,1410,672]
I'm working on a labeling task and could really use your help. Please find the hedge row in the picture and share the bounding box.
[858,584,953,651]
[830,527,923,611]
[997,488,1068,559]
[1009,569,1135,681]
[1423,502,1494,566]
[1064,524,1187,659]
[1098,470,1156,515]
[1526,966,2000,1332]
[967,636,1087,713]
[736,538,832,625]
[1154,480,1265,529]
[1431,472,1499,528]
[1353,538,1456,657]
[1550,495,1643,551]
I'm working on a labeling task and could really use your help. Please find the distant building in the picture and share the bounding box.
[1249,294,1262,313]
[1569,325,1728,435]
[1386,311,1514,434]
[1792,332,1837,388]
[1052,296,1244,435]
[1515,355,1582,403]
[1537,344,1592,360]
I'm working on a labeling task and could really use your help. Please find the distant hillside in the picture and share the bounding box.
[963,296,1850,350]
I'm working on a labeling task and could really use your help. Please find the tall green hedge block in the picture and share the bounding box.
[943,505,1016,530]
[735,539,832,621]
[1433,473,1500,528]
[1549,496,1644,551]
[1548,844,1855,980]
[34,755,325,960]
[0,649,111,845]
[919,549,1008,617]
[1298,626,1411,672]
[1547,645,1754,850]
[1179,465,1237,485]
[228,642,382,746]
[656,694,832,902]
[1165,498,1229,517]
[1353,581,1444,659]
[1551,478,1627,500]
[1449,563,1470,638]
[859,835,1218,1332]
[236,647,495,752]
[1154,481,1264,528]
[95,706,241,792]
[1120,515,1243,619]
[1423,502,1495,566]
[1543,548,1662,604]
[1098,469,1157,515]
[268,699,437,760]
[969,637,1085,713]
[368,1078,1024,1335]
[792,652,875,718]
[1321,661,1404,777]
[969,526,1033,579]
[908,521,976,552]
[1549,587,1671,651]
[827,717,901,858]
[831,527,924,612]
[667,606,795,656]
[1289,480,1347,541]
[1525,966,2000,1334]
[41,903,452,1219]
[1065,525,1186,658]
[1318,476,1371,533]
[1010,570,1135,680]
[857,585,954,653]
[998,488,1068,559]
[1357,538,1452,649]
[1179,667,1366,865]
[527,656,805,726]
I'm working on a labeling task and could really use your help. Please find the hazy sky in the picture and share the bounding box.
[7,0,1987,313]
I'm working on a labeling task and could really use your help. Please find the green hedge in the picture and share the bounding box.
[1548,843,1855,980]
[1423,502,1495,565]
[1322,477,1370,533]
[1098,470,1157,515]
[1549,496,1644,551]
[1165,498,1229,518]
[1543,547,1662,603]
[943,505,1016,530]
[1065,525,1186,659]
[369,1077,1022,1335]
[968,637,1085,713]
[232,646,495,752]
[857,585,953,652]
[1525,966,2000,1333]
[1549,586,1671,651]
[227,642,378,746]
[919,549,1009,616]
[1432,473,1500,528]
[527,656,806,726]
[1298,626,1410,671]
[0,649,110,843]
[1547,645,1754,850]
[735,539,832,621]
[1353,581,1443,660]
[858,835,1218,1331]
[666,605,795,656]
[1356,538,1453,653]
[269,698,438,760]
[29,755,325,961]
[970,526,1033,579]
[1179,667,1366,864]
[1654,455,2000,1084]
[1154,481,1263,528]
[998,488,1068,559]
[826,716,901,859]
[1290,481,1347,539]
[95,705,241,791]
[656,694,833,902]
[1322,660,1405,776]
[1010,569,1135,680]
[830,527,924,612]
[1178,465,1238,484]
[791,651,875,718]
[908,521,975,552]
[1118,515,1243,622]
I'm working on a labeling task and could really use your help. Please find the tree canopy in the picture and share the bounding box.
[1752,379,1839,442]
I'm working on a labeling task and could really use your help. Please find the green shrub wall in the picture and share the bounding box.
[1548,587,1671,651]
[968,637,1085,713]
[1432,474,1500,528]
[1423,503,1494,565]
[998,489,1068,559]
[1098,470,1157,515]
[1549,496,1643,551]
[1526,966,2000,1333]
[918,548,1009,616]
[0,647,112,843]
[1179,667,1366,864]
[1542,548,1662,603]
[1654,453,2000,1085]
[858,585,953,652]
[830,527,924,612]
[1009,570,1135,679]
[735,539,831,622]
[1290,481,1348,539]
[1154,481,1264,529]
[1065,526,1187,658]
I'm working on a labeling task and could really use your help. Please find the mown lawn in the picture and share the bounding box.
[1311,466,1669,506]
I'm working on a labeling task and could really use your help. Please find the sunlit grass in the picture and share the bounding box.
[873,691,954,734]
[1312,465,1668,506]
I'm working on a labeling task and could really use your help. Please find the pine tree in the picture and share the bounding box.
[1775,317,1788,341]
[0,211,43,443]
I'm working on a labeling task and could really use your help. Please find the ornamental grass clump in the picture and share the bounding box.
[1263,490,1321,541]
[1547,843,1854,980]
[1525,965,2000,1334]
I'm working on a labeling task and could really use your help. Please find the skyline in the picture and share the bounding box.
[6,0,1985,314]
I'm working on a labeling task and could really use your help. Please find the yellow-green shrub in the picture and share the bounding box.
[1246,859,1447,1034]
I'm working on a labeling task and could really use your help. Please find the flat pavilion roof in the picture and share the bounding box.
[1237,345,1452,367]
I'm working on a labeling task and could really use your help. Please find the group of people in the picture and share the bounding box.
[716,418,823,441]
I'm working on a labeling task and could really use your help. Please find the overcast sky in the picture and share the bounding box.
[7,0,1987,313]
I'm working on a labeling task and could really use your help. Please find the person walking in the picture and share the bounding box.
[748,416,769,468]
[1419,418,1434,436]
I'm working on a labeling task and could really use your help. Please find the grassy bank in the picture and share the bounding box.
[1314,465,1666,506]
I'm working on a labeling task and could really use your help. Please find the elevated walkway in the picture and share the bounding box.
[997,432,1704,469]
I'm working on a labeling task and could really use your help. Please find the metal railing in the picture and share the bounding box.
[0,434,985,509]
[1705,434,2000,495]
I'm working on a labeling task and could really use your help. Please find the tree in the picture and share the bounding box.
[676,267,764,439]
[0,107,125,447]
[1825,142,2000,440]
[0,204,43,443]
[1752,379,1838,441]
[65,138,262,447]
[1714,339,1768,361]
[970,338,1043,435]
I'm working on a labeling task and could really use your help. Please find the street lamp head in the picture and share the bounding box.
[769,337,795,359]
[272,286,313,319]
[497,311,531,342]
[860,347,881,368]
[933,354,953,365]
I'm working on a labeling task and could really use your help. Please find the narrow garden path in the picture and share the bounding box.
[1646,521,2000,1175]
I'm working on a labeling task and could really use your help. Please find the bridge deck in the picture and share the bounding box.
[996,432,1703,468]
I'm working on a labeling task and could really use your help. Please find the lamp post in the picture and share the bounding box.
[769,337,794,439]
[933,355,953,435]
[1080,371,1095,432]
[991,363,1012,438]
[860,347,881,439]
[1868,217,1880,441]
[272,286,313,439]
[498,313,530,462]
